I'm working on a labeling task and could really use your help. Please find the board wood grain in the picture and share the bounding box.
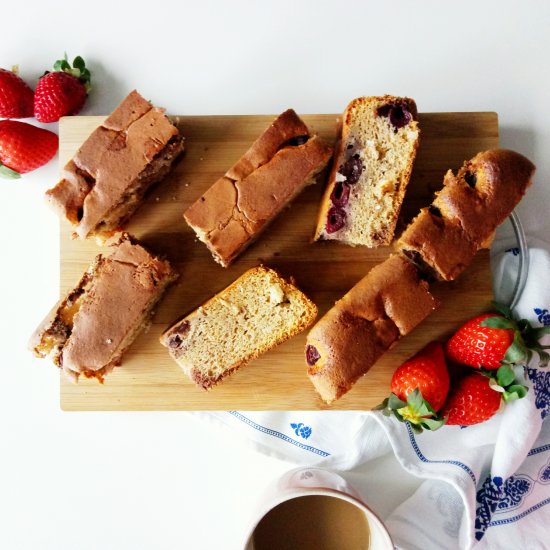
[59,112,498,410]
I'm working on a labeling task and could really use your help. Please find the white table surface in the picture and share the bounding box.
[1,1,549,548]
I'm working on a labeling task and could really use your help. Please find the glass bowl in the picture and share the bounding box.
[491,211,529,310]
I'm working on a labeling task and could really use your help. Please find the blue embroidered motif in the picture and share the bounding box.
[475,476,503,540]
[539,460,550,483]
[475,475,533,541]
[497,477,533,510]
[534,308,550,326]
[228,412,329,457]
[290,422,312,439]
[526,367,550,420]
[505,247,520,256]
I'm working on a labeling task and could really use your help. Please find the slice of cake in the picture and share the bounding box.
[305,255,438,404]
[46,90,185,241]
[314,95,420,247]
[397,149,535,281]
[160,266,317,389]
[184,109,333,267]
[29,234,178,381]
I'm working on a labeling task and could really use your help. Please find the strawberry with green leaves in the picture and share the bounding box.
[443,363,529,426]
[446,303,550,370]
[0,67,34,118]
[34,54,91,123]
[442,372,502,425]
[375,342,450,432]
[0,120,58,178]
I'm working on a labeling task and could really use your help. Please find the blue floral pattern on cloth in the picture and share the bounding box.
[475,475,533,541]
[290,422,312,439]
[539,460,550,483]
[534,308,550,326]
[526,367,550,420]
[505,247,521,256]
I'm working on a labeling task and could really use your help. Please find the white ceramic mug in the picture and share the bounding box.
[243,467,394,550]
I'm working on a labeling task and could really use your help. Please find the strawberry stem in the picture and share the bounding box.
[374,388,446,432]
[480,365,529,402]
[51,53,91,91]
[480,301,550,369]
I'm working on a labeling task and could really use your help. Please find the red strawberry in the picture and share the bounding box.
[446,303,550,370]
[34,55,91,123]
[441,372,501,426]
[0,67,34,118]
[0,120,58,178]
[391,342,450,410]
[375,342,450,431]
[446,313,514,369]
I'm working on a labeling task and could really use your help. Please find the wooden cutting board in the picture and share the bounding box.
[59,112,498,410]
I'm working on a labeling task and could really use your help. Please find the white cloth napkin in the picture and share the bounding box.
[202,237,550,549]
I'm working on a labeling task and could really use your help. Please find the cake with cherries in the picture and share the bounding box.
[397,149,535,281]
[314,95,420,247]
[305,255,438,404]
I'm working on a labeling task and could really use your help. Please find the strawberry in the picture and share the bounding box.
[34,54,91,123]
[446,313,513,369]
[375,342,450,432]
[0,67,34,118]
[446,303,550,370]
[0,120,58,178]
[441,372,502,425]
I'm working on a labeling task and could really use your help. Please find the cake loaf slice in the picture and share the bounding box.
[46,90,185,240]
[314,95,420,247]
[184,109,333,267]
[397,149,535,281]
[160,266,317,389]
[29,234,178,381]
[305,255,438,404]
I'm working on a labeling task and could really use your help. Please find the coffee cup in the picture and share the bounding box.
[243,467,393,549]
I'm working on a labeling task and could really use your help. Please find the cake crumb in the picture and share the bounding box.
[219,299,240,315]
[268,283,286,305]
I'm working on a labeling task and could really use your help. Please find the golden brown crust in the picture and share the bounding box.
[314,95,419,246]
[226,109,310,181]
[46,90,184,239]
[30,233,178,381]
[160,266,317,389]
[397,149,535,281]
[306,255,438,404]
[397,208,480,281]
[184,111,333,267]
